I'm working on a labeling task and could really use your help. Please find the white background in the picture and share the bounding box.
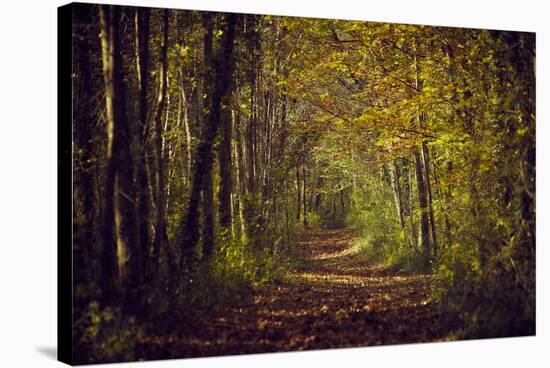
[0,0,547,366]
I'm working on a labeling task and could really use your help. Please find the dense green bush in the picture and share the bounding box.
[74,302,142,364]
[435,239,535,338]
[347,174,426,273]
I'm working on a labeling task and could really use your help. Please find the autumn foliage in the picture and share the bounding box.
[66,3,535,364]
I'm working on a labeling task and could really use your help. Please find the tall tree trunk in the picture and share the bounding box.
[340,188,345,217]
[332,194,337,226]
[302,166,307,227]
[219,95,233,232]
[135,6,151,277]
[181,82,193,182]
[296,167,301,222]
[199,14,216,264]
[414,149,431,269]
[234,107,247,240]
[413,49,434,266]
[421,137,437,256]
[407,157,416,245]
[99,5,140,303]
[74,5,99,292]
[243,15,260,252]
[152,9,169,273]
[400,158,413,247]
[390,159,405,230]
[202,159,215,261]
[178,13,237,268]
[431,147,452,246]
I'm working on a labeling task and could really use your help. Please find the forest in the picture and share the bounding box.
[67,3,535,364]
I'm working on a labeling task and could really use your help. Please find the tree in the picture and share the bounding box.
[135,6,151,277]
[178,13,238,267]
[151,9,169,274]
[98,5,140,303]
[70,7,536,353]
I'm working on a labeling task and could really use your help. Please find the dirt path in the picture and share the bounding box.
[139,228,443,359]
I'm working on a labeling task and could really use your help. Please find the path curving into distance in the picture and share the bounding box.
[139,228,443,359]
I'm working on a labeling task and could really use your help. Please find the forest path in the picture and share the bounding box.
[140,228,443,359]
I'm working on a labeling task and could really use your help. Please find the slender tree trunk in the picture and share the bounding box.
[234,107,247,240]
[181,83,193,182]
[400,158,413,247]
[408,157,416,245]
[413,49,433,266]
[202,159,215,261]
[390,159,405,229]
[296,167,301,222]
[302,166,307,227]
[178,13,237,267]
[74,5,98,289]
[152,9,169,273]
[135,7,151,276]
[99,5,140,303]
[219,95,233,232]
[230,108,240,240]
[431,147,452,246]
[340,188,345,215]
[332,194,337,226]
[421,138,437,256]
[414,149,431,269]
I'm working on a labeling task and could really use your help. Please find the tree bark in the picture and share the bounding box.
[234,107,247,240]
[135,6,151,277]
[421,137,437,256]
[414,149,431,269]
[178,13,237,267]
[99,5,140,303]
[413,49,434,265]
[390,159,405,230]
[302,166,308,227]
[296,167,301,222]
[74,4,98,288]
[151,9,169,273]
[219,94,233,231]
[181,83,193,182]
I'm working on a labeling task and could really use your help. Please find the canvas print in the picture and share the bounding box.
[58,2,535,365]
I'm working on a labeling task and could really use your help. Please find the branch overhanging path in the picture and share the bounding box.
[69,6,535,362]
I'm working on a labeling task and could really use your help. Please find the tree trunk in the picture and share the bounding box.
[219,94,233,232]
[421,138,437,256]
[296,167,301,222]
[135,6,151,277]
[202,158,215,261]
[332,194,337,226]
[74,4,98,289]
[340,188,345,215]
[414,149,431,269]
[152,9,169,273]
[431,147,452,246]
[413,49,434,267]
[181,84,193,182]
[99,5,140,303]
[302,166,308,227]
[390,159,405,230]
[178,13,237,268]
[234,107,247,240]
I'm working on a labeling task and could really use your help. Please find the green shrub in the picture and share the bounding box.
[306,212,322,228]
[347,182,424,272]
[74,302,142,364]
[353,237,385,264]
[435,239,535,338]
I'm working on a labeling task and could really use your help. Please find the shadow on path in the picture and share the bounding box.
[138,228,443,359]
